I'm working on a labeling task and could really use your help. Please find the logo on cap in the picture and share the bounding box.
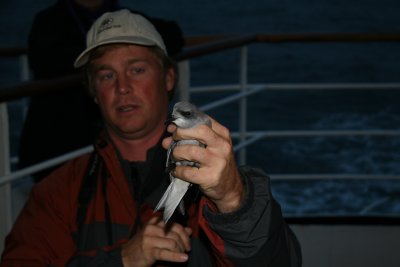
[97,18,121,34]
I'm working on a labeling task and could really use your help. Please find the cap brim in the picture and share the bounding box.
[73,36,164,68]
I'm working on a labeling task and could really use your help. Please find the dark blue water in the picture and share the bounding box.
[1,0,400,217]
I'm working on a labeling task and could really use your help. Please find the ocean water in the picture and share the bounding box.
[1,0,400,217]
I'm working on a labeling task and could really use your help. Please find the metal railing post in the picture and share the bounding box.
[0,103,12,254]
[238,46,248,165]
[19,54,30,81]
[19,54,30,119]
[177,61,191,102]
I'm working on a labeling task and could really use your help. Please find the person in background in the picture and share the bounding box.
[2,9,301,266]
[18,0,184,183]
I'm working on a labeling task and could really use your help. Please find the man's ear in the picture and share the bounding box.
[165,67,176,93]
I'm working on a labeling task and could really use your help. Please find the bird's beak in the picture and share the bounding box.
[165,114,176,125]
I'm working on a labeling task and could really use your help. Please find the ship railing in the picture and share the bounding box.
[1,34,400,252]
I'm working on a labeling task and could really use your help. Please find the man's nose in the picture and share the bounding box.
[116,74,132,95]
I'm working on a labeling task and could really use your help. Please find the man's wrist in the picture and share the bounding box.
[215,186,245,213]
[203,171,253,224]
[213,171,247,213]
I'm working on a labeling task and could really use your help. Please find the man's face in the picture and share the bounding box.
[91,44,175,141]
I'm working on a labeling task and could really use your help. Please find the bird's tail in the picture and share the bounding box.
[154,178,190,223]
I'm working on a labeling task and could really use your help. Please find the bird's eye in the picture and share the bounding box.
[181,111,192,117]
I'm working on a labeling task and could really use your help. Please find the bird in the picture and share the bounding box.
[155,101,211,223]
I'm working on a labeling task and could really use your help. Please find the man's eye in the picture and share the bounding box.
[102,73,114,80]
[131,67,145,74]
[96,72,114,81]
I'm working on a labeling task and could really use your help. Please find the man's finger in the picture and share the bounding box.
[154,248,189,263]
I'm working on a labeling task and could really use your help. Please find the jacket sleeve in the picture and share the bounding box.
[201,166,302,267]
[0,176,77,266]
[0,157,125,267]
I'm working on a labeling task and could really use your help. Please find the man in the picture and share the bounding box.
[19,0,184,183]
[1,9,301,266]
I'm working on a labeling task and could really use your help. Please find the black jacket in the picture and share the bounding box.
[3,132,302,266]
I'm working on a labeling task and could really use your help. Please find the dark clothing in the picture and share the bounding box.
[18,0,184,182]
[2,132,302,266]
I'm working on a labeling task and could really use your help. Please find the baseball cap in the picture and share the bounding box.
[74,9,167,68]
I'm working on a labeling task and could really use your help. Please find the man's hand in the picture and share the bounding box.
[121,216,192,267]
[162,117,245,213]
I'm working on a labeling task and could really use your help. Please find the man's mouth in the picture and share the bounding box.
[117,104,137,113]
